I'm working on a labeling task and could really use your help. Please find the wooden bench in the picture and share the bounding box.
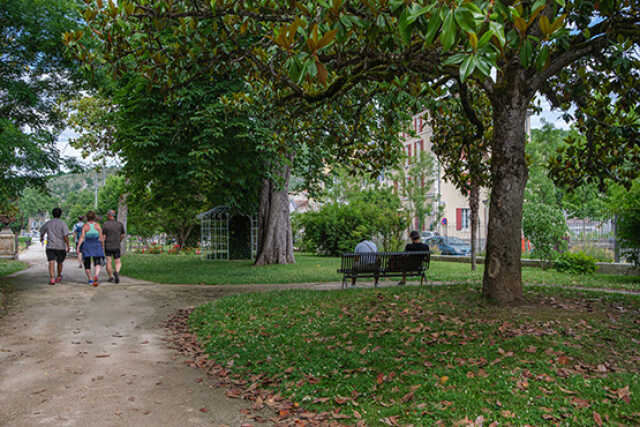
[338,251,430,288]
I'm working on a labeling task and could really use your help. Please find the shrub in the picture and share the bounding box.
[569,244,614,262]
[554,251,597,275]
[523,202,568,267]
[610,180,640,267]
[296,189,407,256]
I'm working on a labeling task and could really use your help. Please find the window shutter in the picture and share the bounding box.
[456,208,462,231]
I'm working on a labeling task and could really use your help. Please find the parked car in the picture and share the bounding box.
[426,236,471,256]
[420,231,440,241]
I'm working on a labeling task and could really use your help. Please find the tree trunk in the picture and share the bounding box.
[176,225,194,250]
[482,84,529,304]
[118,193,128,255]
[255,164,295,265]
[470,184,480,271]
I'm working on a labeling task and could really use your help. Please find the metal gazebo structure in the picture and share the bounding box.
[197,206,258,260]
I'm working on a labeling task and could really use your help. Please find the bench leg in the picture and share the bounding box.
[420,272,425,287]
[342,275,347,289]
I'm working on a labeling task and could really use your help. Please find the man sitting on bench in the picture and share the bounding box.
[397,230,430,286]
[352,236,379,287]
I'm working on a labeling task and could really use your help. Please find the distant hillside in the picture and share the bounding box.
[47,167,119,204]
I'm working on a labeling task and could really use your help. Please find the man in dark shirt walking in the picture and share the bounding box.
[398,230,430,285]
[102,210,126,283]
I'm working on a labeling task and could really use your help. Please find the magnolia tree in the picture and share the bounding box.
[428,82,492,270]
[68,0,639,303]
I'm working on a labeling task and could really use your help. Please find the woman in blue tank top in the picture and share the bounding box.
[77,210,105,286]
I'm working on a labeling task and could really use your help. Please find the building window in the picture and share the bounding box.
[456,208,471,230]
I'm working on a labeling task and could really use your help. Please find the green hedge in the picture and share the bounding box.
[555,251,597,275]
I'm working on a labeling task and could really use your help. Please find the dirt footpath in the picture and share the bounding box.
[0,246,271,427]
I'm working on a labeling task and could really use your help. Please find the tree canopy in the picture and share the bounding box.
[0,0,82,218]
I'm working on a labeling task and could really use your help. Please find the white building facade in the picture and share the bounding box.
[386,111,491,246]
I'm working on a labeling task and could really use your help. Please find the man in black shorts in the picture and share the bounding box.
[102,210,126,283]
[39,207,70,285]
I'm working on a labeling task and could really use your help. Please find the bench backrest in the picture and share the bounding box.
[339,251,430,273]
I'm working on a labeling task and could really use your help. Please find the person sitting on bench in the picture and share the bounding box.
[397,230,430,285]
[352,237,379,287]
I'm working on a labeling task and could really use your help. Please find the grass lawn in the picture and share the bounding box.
[189,285,640,426]
[0,259,26,278]
[123,253,640,290]
[0,259,26,311]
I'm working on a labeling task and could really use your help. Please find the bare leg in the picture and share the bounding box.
[105,256,113,278]
[95,264,101,278]
[48,261,55,280]
[56,262,64,278]
[77,247,83,267]
[114,258,121,274]
[85,269,92,281]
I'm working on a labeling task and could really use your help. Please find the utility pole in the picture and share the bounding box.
[94,169,98,209]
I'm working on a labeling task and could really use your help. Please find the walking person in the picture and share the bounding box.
[397,230,430,285]
[102,210,125,283]
[76,211,105,287]
[39,208,70,285]
[73,216,85,268]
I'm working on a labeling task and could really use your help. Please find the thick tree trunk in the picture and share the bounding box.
[255,164,295,265]
[482,84,529,304]
[470,184,480,271]
[118,193,128,255]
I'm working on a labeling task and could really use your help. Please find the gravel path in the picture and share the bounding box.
[0,246,269,427]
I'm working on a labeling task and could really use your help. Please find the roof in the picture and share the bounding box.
[196,206,232,220]
[197,206,256,220]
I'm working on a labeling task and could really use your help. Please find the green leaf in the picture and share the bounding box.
[477,30,493,48]
[459,54,476,82]
[554,0,565,8]
[424,14,442,45]
[475,55,492,76]
[494,0,510,18]
[535,44,550,70]
[439,11,456,51]
[531,0,546,14]
[398,9,411,45]
[454,8,475,33]
[442,53,467,66]
[408,5,433,24]
[489,22,506,46]
[520,39,533,68]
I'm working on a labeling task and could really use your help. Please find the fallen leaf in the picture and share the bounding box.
[95,354,110,358]
[199,408,207,413]
[593,411,603,427]
[500,410,515,418]
[401,391,414,402]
